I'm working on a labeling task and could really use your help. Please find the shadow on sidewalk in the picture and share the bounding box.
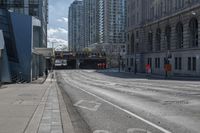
[95,70,200,82]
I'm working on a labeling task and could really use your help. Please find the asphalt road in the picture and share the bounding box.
[56,70,200,133]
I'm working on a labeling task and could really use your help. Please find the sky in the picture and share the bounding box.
[48,0,74,49]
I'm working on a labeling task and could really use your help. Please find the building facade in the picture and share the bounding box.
[99,0,126,44]
[126,0,200,76]
[0,0,49,82]
[68,0,84,52]
[98,0,126,67]
[68,0,126,53]
[0,0,48,47]
[83,0,99,48]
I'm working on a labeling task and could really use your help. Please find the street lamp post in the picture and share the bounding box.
[50,42,62,71]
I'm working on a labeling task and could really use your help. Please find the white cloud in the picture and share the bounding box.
[48,28,68,36]
[48,28,59,36]
[58,28,68,34]
[48,27,68,49]
[62,17,68,23]
[57,17,68,23]
[48,37,68,45]
[48,0,72,50]
[57,19,63,22]
[47,37,68,49]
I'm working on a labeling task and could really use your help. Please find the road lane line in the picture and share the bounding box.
[72,85,172,133]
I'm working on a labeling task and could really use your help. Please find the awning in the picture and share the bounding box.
[33,48,53,59]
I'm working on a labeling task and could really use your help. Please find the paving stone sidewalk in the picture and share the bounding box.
[0,73,74,133]
[38,80,63,133]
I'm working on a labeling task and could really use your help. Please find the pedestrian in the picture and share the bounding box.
[128,67,131,72]
[45,68,48,78]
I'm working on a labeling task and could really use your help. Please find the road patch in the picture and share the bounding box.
[93,130,111,133]
[127,128,152,133]
[163,100,189,105]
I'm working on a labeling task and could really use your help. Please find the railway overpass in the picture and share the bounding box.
[54,51,107,69]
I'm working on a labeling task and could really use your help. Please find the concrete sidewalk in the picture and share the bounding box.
[97,68,200,81]
[0,73,74,133]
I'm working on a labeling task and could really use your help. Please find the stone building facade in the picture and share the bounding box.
[126,0,200,77]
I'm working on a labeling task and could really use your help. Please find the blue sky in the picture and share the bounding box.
[48,0,73,48]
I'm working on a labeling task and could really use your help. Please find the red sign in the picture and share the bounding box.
[164,64,172,72]
[146,64,150,69]
[146,64,151,73]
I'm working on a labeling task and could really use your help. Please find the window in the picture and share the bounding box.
[136,31,139,38]
[188,57,196,71]
[192,57,196,71]
[155,58,160,68]
[131,33,134,54]
[148,58,152,67]
[175,57,178,70]
[165,25,171,50]
[156,28,161,51]
[188,57,191,70]
[175,57,182,70]
[131,58,133,66]
[189,18,198,47]
[179,57,182,70]
[176,22,184,48]
[148,31,153,51]
[127,58,129,66]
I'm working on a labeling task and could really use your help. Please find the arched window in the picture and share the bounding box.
[148,31,153,51]
[131,33,135,54]
[165,25,171,50]
[156,28,161,51]
[189,18,198,47]
[176,22,184,49]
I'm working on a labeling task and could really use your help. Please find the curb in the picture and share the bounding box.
[56,81,75,133]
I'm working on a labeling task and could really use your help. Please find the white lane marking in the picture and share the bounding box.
[127,128,152,133]
[73,86,172,133]
[93,130,111,133]
[74,100,102,111]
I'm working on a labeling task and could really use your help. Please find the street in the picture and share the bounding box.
[56,70,200,133]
